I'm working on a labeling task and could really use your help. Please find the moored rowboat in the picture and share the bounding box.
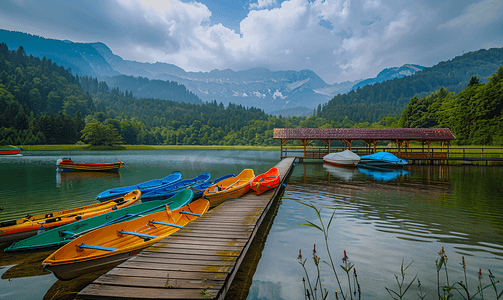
[96,172,182,202]
[250,168,280,195]
[0,145,22,155]
[5,189,194,252]
[0,190,141,244]
[323,150,360,167]
[140,172,211,202]
[358,152,408,168]
[203,169,255,207]
[42,198,209,280]
[57,158,124,172]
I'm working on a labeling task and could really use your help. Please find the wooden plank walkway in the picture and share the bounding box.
[78,157,296,300]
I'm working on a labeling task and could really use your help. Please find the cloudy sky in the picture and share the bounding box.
[1,0,502,84]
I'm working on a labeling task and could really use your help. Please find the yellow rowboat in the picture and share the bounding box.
[203,169,255,207]
[42,198,209,280]
[0,190,141,244]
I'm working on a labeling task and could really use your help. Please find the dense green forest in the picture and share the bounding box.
[320,48,503,124]
[0,43,501,146]
[399,68,503,146]
[104,75,202,105]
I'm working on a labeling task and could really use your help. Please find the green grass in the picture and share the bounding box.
[21,144,280,151]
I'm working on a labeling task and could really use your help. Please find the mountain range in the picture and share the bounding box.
[1,29,423,115]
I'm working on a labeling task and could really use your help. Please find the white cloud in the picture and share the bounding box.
[439,0,503,29]
[1,0,502,84]
[250,0,277,10]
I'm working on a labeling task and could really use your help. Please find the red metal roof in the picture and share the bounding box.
[273,128,456,141]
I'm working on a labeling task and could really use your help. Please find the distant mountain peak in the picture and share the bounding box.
[352,64,425,90]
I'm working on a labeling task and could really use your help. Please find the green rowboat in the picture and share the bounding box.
[4,189,194,252]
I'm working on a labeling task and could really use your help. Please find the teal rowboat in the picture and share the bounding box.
[4,189,193,252]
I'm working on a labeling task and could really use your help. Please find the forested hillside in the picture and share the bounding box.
[321,48,503,124]
[0,43,297,146]
[399,68,503,146]
[1,42,501,147]
[105,75,202,105]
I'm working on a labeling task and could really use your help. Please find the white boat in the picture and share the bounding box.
[323,150,360,167]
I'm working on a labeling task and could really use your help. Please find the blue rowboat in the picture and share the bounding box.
[141,172,211,202]
[358,152,408,168]
[97,172,182,202]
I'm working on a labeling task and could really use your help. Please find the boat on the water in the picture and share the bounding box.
[203,169,255,207]
[323,150,360,167]
[0,145,22,155]
[0,190,141,244]
[42,198,209,280]
[57,158,124,172]
[250,168,280,195]
[5,189,194,252]
[140,172,211,202]
[358,152,408,168]
[96,172,182,202]
[189,173,236,199]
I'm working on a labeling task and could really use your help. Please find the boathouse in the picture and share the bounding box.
[273,128,456,160]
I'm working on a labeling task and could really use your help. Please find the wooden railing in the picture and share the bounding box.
[281,146,503,161]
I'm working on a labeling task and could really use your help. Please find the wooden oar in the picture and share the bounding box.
[68,201,174,238]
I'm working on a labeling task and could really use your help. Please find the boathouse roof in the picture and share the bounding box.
[273,128,456,141]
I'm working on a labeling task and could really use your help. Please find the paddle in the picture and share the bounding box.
[68,201,175,239]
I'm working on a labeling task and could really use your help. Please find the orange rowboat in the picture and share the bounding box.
[57,158,124,172]
[42,198,209,280]
[0,190,141,244]
[203,169,255,207]
[250,167,280,195]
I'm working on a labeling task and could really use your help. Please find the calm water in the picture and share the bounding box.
[247,163,503,300]
[0,151,502,300]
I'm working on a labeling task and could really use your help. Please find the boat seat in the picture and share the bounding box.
[77,243,118,252]
[257,176,278,182]
[118,230,158,240]
[148,220,183,228]
[59,230,77,237]
[180,211,202,217]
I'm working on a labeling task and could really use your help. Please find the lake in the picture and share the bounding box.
[0,151,502,300]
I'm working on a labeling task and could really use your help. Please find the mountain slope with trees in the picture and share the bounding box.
[321,47,503,124]
[399,68,503,145]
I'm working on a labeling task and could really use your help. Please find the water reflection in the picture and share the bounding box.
[247,163,503,300]
[56,171,121,188]
[323,164,359,181]
[357,166,410,181]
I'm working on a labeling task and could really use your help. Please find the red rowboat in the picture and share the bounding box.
[250,167,280,195]
[57,158,124,172]
[0,145,22,155]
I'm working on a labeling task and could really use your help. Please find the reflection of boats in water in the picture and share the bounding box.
[357,166,410,181]
[0,246,54,279]
[56,171,120,187]
[324,164,360,181]
[1,260,51,279]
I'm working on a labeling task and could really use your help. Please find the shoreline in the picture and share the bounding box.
[20,145,280,151]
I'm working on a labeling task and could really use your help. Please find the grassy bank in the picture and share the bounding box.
[20,145,281,151]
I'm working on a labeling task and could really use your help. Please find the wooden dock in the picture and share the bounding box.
[77,157,296,300]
